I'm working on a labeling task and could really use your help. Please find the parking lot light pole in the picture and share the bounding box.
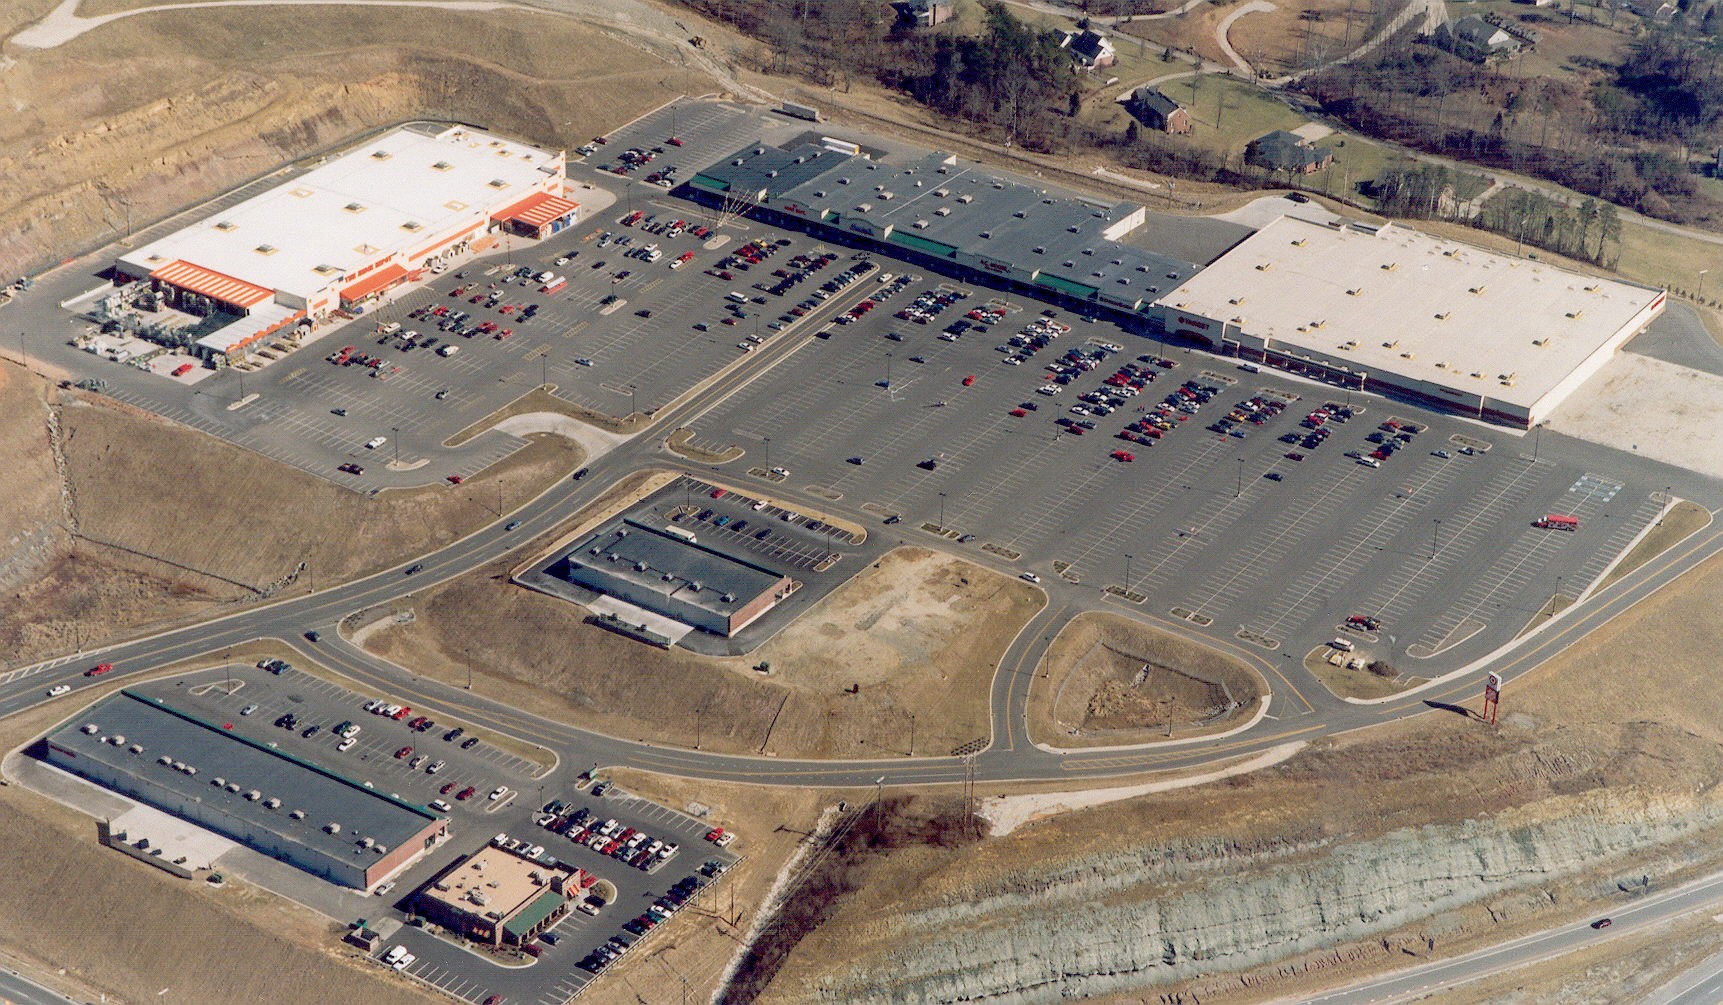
[763,436,771,473]
[1236,458,1243,498]
[938,492,947,531]
[1124,553,1133,596]
[1532,422,1543,463]
[1432,518,1442,560]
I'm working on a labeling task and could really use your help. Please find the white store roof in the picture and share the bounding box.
[1157,216,1664,411]
[122,125,562,301]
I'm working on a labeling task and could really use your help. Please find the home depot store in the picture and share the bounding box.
[114,123,577,362]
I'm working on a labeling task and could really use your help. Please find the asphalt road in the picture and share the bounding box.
[0,969,78,1005]
[1302,866,1723,1005]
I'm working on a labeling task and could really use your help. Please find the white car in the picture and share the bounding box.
[489,786,510,801]
[47,684,70,697]
[364,436,387,450]
[751,500,767,511]
[770,466,789,477]
[239,704,259,716]
[1019,573,1042,584]
[575,357,594,367]
[382,945,407,966]
[429,799,452,813]
[392,952,415,971]
[337,737,357,752]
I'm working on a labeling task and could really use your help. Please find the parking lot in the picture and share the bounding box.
[136,664,738,1005]
[681,267,1675,678]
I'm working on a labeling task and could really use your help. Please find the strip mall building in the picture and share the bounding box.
[114,123,577,363]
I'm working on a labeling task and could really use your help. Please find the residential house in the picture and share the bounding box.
[1432,15,1524,62]
[1245,130,1333,175]
[1127,88,1193,135]
[890,0,952,27]
[1061,29,1117,69]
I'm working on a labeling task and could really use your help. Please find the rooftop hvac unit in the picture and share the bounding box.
[359,836,375,849]
[956,194,973,204]
[245,789,261,801]
[211,777,226,788]
[913,220,930,229]
[980,231,992,240]
[158,755,173,766]
[264,797,281,809]
[662,573,674,582]
[753,147,765,155]
[325,822,342,834]
[766,170,778,178]
[81,724,98,735]
[934,207,951,217]
[721,593,736,603]
[226,782,241,793]
[374,844,387,855]
[730,159,743,166]
[617,527,629,537]
[934,188,949,197]
[1067,226,1080,234]
[182,765,196,776]
[171,761,186,773]
[110,734,126,745]
[689,582,702,592]
[1013,211,1026,219]
[128,744,143,754]
[589,547,600,555]
[290,810,306,820]
[634,562,648,572]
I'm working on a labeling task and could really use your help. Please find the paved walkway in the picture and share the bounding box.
[1215,0,1276,77]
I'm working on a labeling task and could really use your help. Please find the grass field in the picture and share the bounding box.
[1599,500,1711,592]
[367,545,1040,759]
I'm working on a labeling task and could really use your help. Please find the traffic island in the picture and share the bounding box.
[1028,612,1266,749]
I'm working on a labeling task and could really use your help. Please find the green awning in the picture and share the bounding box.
[689,174,732,194]
[503,890,566,939]
[887,230,958,259]
[1035,273,1098,299]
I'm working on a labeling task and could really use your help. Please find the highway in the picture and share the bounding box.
[0,968,78,1005]
[1301,867,1723,1005]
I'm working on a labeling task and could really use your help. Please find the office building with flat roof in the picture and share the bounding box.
[38,690,448,890]
[554,518,795,636]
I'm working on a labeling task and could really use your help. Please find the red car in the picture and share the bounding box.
[407,716,428,729]
[85,662,114,677]
[394,746,413,759]
[440,782,457,795]
[1110,450,1135,462]
[456,786,477,801]
[962,375,976,387]
[446,474,465,484]
[392,706,411,720]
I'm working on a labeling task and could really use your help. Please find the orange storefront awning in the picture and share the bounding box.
[492,191,581,230]
[339,263,408,303]
[149,260,273,309]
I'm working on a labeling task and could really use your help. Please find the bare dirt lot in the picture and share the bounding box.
[743,536,1723,1004]
[1028,612,1265,747]
[0,689,439,1005]
[365,545,1042,759]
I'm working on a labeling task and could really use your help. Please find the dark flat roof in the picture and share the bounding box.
[561,518,788,617]
[45,691,439,862]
